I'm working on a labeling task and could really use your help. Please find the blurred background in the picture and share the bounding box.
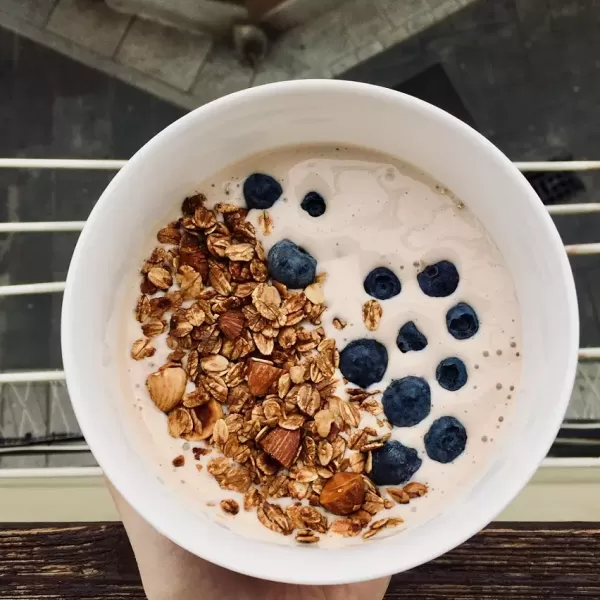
[1,0,600,469]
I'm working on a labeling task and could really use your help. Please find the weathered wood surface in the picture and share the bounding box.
[0,523,598,598]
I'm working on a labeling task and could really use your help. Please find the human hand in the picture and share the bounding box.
[109,482,390,600]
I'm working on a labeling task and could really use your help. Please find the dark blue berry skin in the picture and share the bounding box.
[382,376,431,427]
[446,302,479,340]
[436,357,467,391]
[267,239,316,289]
[371,440,423,486]
[363,267,401,300]
[243,173,283,209]
[417,260,459,297]
[301,191,326,217]
[339,339,388,389]
[424,416,467,463]
[396,321,428,353]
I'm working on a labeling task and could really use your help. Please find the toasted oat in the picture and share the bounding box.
[295,529,320,544]
[362,299,382,331]
[131,338,155,360]
[403,482,428,498]
[168,408,193,438]
[257,502,294,535]
[131,188,424,543]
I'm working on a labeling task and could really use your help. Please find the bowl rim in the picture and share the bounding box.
[62,79,579,584]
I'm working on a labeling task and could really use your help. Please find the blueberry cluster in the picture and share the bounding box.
[338,260,481,485]
[248,171,477,487]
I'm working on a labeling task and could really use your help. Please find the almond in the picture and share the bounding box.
[218,310,245,340]
[319,472,365,516]
[247,358,282,397]
[260,427,301,469]
[146,365,187,412]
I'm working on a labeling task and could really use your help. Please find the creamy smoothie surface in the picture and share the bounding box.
[123,144,521,547]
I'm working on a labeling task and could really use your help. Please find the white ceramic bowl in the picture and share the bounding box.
[62,80,578,585]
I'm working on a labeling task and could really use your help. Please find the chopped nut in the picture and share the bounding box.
[289,365,305,384]
[220,499,239,515]
[304,283,324,304]
[218,310,245,340]
[319,472,365,516]
[247,358,282,397]
[172,455,185,468]
[314,409,335,438]
[362,299,382,331]
[259,427,301,469]
[332,317,347,330]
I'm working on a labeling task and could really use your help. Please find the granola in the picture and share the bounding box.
[132,191,429,544]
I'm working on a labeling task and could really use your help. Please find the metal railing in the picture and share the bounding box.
[1,157,600,476]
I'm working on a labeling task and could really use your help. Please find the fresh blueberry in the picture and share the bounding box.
[339,339,388,389]
[363,267,401,300]
[371,440,423,486]
[424,416,467,463]
[382,376,431,427]
[446,302,479,340]
[436,357,468,391]
[243,173,282,209]
[417,260,459,297]
[396,321,428,353]
[267,239,316,289]
[301,191,326,217]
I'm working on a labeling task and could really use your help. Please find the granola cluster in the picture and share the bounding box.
[131,193,426,542]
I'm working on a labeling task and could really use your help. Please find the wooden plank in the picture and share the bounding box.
[0,523,598,598]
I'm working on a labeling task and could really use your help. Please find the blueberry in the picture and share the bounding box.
[363,267,401,300]
[382,376,431,427]
[340,339,388,389]
[267,239,316,289]
[424,416,467,463]
[436,357,467,391]
[243,173,282,209]
[446,302,479,340]
[371,440,423,486]
[396,321,428,353]
[301,191,326,217]
[417,260,459,297]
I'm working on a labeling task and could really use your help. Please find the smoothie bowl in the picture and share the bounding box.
[62,80,578,584]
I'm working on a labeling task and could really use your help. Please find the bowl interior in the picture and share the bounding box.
[62,80,578,584]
